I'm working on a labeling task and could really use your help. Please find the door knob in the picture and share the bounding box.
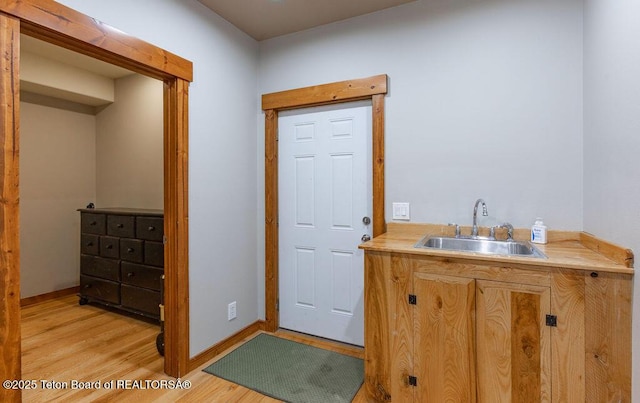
[362,216,371,225]
[361,234,371,242]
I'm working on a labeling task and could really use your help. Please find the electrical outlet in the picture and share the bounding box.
[228,301,237,321]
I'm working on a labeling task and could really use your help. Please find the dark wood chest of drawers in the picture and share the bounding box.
[78,208,164,321]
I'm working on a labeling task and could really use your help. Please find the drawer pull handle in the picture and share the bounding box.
[106,245,113,249]
[90,221,97,226]
[127,272,135,277]
[127,248,134,253]
[87,242,94,247]
[117,223,124,228]
[148,226,155,231]
[84,284,92,289]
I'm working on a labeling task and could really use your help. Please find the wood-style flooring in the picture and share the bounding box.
[21,295,367,402]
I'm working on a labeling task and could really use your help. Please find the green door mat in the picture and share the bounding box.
[203,333,364,402]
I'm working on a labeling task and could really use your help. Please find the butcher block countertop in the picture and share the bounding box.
[359,223,634,275]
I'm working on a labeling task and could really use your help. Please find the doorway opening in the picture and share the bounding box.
[0,3,192,397]
[261,75,388,333]
[277,101,372,345]
[20,32,166,371]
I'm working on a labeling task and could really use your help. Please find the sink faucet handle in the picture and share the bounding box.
[490,223,514,240]
[489,226,497,240]
[447,223,461,237]
[502,223,514,240]
[499,223,514,240]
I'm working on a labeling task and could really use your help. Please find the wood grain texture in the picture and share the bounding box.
[0,13,21,403]
[364,243,632,403]
[476,281,551,403]
[360,223,634,274]
[364,252,392,402]
[364,252,413,402]
[22,295,367,402]
[412,255,552,287]
[163,78,190,377]
[550,269,585,403]
[262,76,388,335]
[264,109,279,332]
[414,272,475,402]
[389,255,414,402]
[584,271,632,402]
[372,93,386,237]
[580,232,634,268]
[20,286,79,307]
[262,74,387,111]
[0,0,192,81]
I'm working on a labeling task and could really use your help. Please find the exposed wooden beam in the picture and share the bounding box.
[262,74,387,111]
[0,0,193,81]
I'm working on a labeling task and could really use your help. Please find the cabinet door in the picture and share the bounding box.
[414,272,476,403]
[476,280,551,402]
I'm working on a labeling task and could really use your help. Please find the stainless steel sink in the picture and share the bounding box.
[415,236,546,258]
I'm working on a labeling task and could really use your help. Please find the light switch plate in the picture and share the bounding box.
[392,202,410,220]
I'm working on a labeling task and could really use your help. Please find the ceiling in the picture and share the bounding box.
[19,1,419,77]
[198,0,417,41]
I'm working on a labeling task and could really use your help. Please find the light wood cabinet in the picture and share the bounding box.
[364,251,631,402]
[413,273,476,402]
[475,280,551,402]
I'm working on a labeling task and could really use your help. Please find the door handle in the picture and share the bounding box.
[361,234,371,242]
[362,216,371,225]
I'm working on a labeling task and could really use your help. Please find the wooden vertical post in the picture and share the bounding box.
[372,93,386,237]
[163,78,190,377]
[264,109,279,332]
[0,12,21,403]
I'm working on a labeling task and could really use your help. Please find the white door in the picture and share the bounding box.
[278,101,371,346]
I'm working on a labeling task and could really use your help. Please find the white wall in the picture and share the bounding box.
[96,74,163,209]
[19,102,96,298]
[259,0,583,228]
[583,0,640,398]
[257,0,584,316]
[56,0,260,357]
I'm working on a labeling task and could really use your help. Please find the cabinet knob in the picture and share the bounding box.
[117,223,124,228]
[106,244,113,249]
[87,242,94,247]
[148,226,155,231]
[84,284,92,289]
[127,272,135,277]
[127,248,134,253]
[90,221,97,226]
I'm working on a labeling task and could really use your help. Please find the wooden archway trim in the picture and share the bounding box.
[0,0,192,81]
[261,74,388,332]
[0,1,192,400]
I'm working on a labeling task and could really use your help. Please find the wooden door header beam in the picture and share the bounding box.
[262,74,388,111]
[0,0,193,81]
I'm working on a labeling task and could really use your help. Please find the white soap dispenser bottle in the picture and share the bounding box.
[531,218,547,244]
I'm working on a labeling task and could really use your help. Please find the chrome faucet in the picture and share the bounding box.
[471,198,488,237]
[490,222,514,241]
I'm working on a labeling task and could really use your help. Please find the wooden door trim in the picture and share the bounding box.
[0,13,22,403]
[261,74,388,332]
[0,2,192,399]
[0,0,192,81]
